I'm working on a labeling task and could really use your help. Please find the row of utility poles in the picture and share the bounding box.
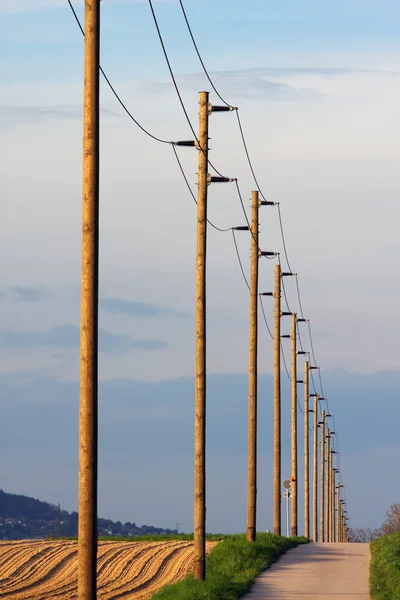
[192,93,350,579]
[77,2,349,596]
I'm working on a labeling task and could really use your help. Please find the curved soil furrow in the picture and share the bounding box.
[0,546,30,576]
[0,543,75,590]
[100,541,193,596]
[0,547,76,596]
[108,544,195,600]
[98,541,190,591]
[97,543,153,583]
[0,539,218,599]
[0,544,64,588]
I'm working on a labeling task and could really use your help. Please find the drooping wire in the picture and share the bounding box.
[171,146,232,232]
[175,0,329,384]
[177,0,233,108]
[231,230,250,289]
[277,203,293,273]
[176,0,274,207]
[295,274,306,320]
[235,111,268,198]
[234,179,251,229]
[147,0,226,178]
[71,0,345,482]
[66,0,172,144]
[259,297,274,340]
[280,341,292,382]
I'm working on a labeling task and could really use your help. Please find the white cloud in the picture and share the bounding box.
[0,66,399,378]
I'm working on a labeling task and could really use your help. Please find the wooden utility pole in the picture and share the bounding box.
[78,1,100,599]
[304,362,310,538]
[247,190,259,543]
[331,467,336,542]
[319,411,325,542]
[325,429,330,542]
[336,483,341,542]
[273,264,281,536]
[194,91,210,581]
[291,313,298,536]
[312,394,318,541]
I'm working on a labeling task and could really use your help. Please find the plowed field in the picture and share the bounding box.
[0,539,218,599]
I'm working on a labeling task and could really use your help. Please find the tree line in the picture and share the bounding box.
[349,504,400,542]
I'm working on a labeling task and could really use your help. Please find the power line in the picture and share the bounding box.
[171,146,232,233]
[231,230,250,290]
[147,0,228,178]
[174,0,336,424]
[259,296,274,340]
[281,341,291,382]
[71,0,347,516]
[66,0,172,144]
[177,0,233,108]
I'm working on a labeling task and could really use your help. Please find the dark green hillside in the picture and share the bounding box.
[0,489,176,540]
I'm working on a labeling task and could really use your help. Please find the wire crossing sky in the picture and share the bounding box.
[0,0,399,532]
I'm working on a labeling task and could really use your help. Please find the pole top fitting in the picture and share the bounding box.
[259,251,276,257]
[233,225,250,231]
[260,200,276,206]
[260,292,273,296]
[281,272,294,277]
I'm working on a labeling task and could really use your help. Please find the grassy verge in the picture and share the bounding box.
[370,532,400,600]
[150,533,309,600]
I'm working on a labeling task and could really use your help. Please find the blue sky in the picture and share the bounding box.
[1,0,399,533]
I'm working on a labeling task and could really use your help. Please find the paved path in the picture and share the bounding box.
[243,543,370,599]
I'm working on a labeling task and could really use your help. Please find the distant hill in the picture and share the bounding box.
[0,490,177,540]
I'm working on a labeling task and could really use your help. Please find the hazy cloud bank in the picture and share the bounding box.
[0,325,167,352]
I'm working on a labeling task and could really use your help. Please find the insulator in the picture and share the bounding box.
[211,105,234,112]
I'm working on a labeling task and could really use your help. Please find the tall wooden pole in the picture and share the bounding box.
[336,483,341,543]
[313,395,318,541]
[273,264,281,536]
[78,2,100,599]
[194,91,209,580]
[291,313,298,536]
[325,429,330,542]
[303,362,310,538]
[330,472,335,542]
[331,465,335,542]
[247,191,259,543]
[319,411,325,542]
[340,505,343,543]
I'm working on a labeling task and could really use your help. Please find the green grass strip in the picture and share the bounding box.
[370,532,400,600]
[150,533,309,600]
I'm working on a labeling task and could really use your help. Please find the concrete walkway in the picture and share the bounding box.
[243,543,370,599]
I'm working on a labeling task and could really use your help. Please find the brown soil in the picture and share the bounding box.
[0,540,218,599]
